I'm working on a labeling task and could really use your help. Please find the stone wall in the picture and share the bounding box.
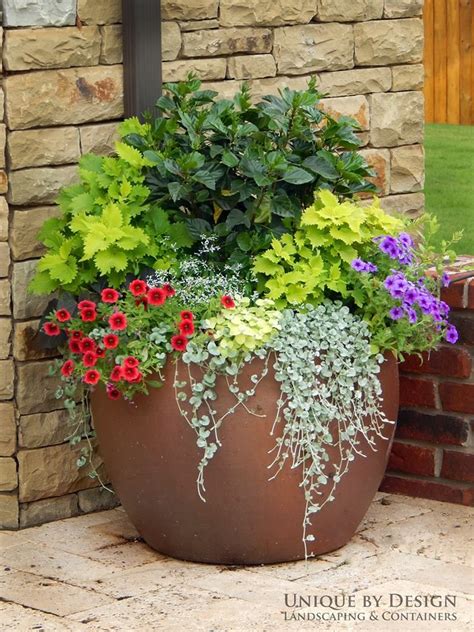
[0,0,426,528]
[0,0,123,529]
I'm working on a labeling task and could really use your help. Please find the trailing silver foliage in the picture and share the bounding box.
[174,301,393,557]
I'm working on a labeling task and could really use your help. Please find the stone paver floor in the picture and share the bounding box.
[0,493,472,631]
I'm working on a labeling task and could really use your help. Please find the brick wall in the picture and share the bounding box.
[0,0,427,528]
[382,262,474,507]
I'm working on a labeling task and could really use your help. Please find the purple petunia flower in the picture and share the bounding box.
[379,236,400,259]
[441,272,450,288]
[445,324,459,344]
[399,232,414,248]
[351,258,367,272]
[404,286,419,305]
[365,262,378,273]
[439,300,450,317]
[398,252,414,266]
[417,293,433,314]
[389,306,404,320]
[404,306,418,324]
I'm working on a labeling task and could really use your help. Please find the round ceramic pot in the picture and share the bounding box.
[91,354,399,565]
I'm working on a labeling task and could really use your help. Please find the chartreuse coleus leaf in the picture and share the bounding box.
[253,189,407,308]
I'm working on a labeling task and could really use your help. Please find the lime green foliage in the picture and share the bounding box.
[30,118,193,294]
[425,123,474,255]
[254,190,404,307]
[203,298,281,358]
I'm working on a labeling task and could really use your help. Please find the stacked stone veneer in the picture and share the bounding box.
[0,0,123,530]
[0,0,426,529]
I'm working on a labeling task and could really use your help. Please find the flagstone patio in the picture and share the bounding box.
[0,493,472,631]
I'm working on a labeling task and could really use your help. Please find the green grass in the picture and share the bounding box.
[424,123,474,255]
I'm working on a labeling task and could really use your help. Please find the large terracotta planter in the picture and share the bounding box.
[91,354,399,565]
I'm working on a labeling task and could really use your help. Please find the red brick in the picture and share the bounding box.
[441,280,466,309]
[399,376,437,408]
[396,410,469,445]
[439,382,474,414]
[380,474,474,506]
[441,450,474,483]
[400,347,472,379]
[388,441,436,477]
[469,280,474,309]
[449,312,474,346]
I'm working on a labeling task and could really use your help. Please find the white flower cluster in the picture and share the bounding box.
[147,236,255,306]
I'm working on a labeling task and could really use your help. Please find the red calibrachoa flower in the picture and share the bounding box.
[221,295,235,309]
[84,369,101,385]
[80,337,96,353]
[109,366,123,382]
[123,365,140,382]
[95,347,106,359]
[101,288,120,303]
[107,387,121,400]
[180,310,194,322]
[78,300,96,310]
[124,356,139,368]
[56,309,71,322]
[163,283,176,297]
[80,307,97,322]
[69,330,83,340]
[171,334,188,352]
[147,287,166,306]
[61,359,75,377]
[68,339,81,354]
[179,320,195,336]
[129,279,148,296]
[43,322,61,336]
[109,312,127,331]
[83,351,98,367]
[103,333,119,349]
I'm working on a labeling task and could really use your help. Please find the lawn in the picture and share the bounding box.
[424,123,474,255]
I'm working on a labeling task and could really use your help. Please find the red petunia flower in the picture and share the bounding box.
[69,339,81,354]
[83,351,98,368]
[83,369,101,385]
[123,365,140,382]
[179,320,195,337]
[101,288,120,303]
[129,371,143,384]
[180,310,194,322]
[109,366,123,382]
[221,295,235,309]
[69,330,83,340]
[109,312,127,331]
[171,334,188,352]
[135,296,148,310]
[95,347,106,359]
[80,308,97,322]
[163,283,176,297]
[78,300,96,310]
[147,288,166,306]
[124,356,139,368]
[61,359,75,377]
[80,337,96,353]
[56,309,71,322]
[103,334,119,349]
[107,387,121,400]
[129,279,148,296]
[43,322,61,336]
